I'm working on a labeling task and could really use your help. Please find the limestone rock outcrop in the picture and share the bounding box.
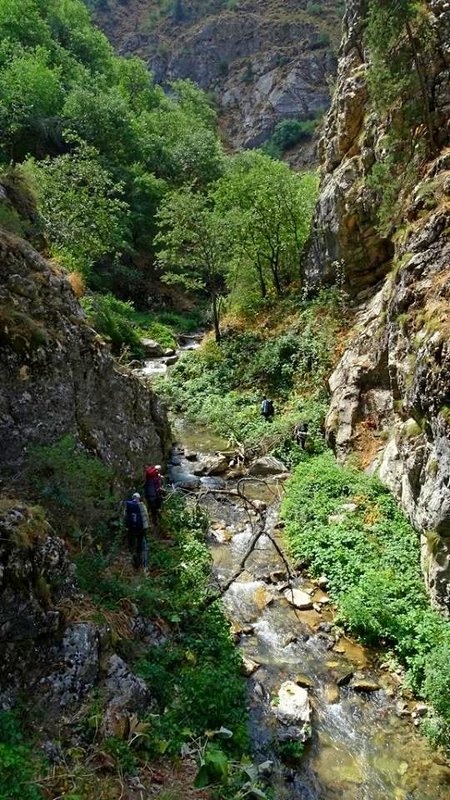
[0,230,170,485]
[93,0,342,158]
[309,0,450,612]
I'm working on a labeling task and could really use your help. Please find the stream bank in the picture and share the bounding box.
[167,419,450,800]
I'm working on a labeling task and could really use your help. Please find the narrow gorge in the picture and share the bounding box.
[0,1,449,799]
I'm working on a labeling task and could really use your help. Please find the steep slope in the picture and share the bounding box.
[307,0,450,612]
[0,228,169,485]
[91,0,343,156]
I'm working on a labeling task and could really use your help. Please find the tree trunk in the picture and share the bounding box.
[256,259,267,298]
[270,258,282,296]
[212,291,221,342]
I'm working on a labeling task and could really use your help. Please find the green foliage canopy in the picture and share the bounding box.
[0,0,221,295]
[24,140,129,276]
[214,152,318,301]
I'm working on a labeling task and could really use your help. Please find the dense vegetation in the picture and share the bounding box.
[0,0,223,294]
[0,0,318,355]
[281,454,450,748]
[157,287,347,463]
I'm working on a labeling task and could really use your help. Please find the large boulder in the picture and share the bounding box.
[140,338,164,358]
[274,681,312,742]
[284,588,313,610]
[169,467,201,490]
[103,655,154,737]
[249,456,288,476]
[204,455,229,475]
[43,623,99,707]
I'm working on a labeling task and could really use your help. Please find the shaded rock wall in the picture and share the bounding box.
[310,1,450,612]
[0,230,170,487]
[0,500,153,735]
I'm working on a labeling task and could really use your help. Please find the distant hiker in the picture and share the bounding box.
[124,492,149,570]
[144,464,163,529]
[294,421,308,450]
[261,396,275,422]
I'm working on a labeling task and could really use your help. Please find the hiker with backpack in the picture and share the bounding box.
[260,396,275,422]
[294,420,309,450]
[144,464,163,530]
[124,492,150,571]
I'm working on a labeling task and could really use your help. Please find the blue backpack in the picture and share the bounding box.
[125,500,143,531]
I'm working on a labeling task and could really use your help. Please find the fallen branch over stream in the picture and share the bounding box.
[182,477,296,607]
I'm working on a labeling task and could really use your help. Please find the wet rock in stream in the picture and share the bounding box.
[249,456,289,476]
[284,588,314,610]
[274,681,312,742]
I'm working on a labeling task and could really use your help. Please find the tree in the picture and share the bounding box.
[366,0,436,153]
[214,151,318,301]
[63,85,139,164]
[23,139,129,276]
[0,47,65,160]
[155,188,228,342]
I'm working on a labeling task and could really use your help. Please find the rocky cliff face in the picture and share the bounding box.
[0,230,169,487]
[309,0,450,612]
[0,498,156,747]
[92,0,342,157]
[0,228,169,744]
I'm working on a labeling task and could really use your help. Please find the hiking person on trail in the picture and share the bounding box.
[294,420,309,450]
[144,464,163,529]
[124,492,149,571]
[260,396,275,422]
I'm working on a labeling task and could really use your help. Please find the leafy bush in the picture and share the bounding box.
[28,435,115,543]
[281,453,450,739]
[0,711,45,800]
[272,118,317,151]
[82,292,144,358]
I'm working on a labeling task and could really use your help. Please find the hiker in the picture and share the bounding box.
[124,492,149,570]
[294,420,308,450]
[144,464,163,529]
[260,396,275,422]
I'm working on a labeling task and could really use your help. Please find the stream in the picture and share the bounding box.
[140,346,450,800]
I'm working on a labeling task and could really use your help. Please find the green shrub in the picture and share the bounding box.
[262,112,324,159]
[0,712,45,800]
[281,452,450,739]
[103,737,137,774]
[28,435,115,543]
[82,292,144,358]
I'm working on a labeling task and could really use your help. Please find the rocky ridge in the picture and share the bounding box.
[307,0,450,612]
[92,0,343,157]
